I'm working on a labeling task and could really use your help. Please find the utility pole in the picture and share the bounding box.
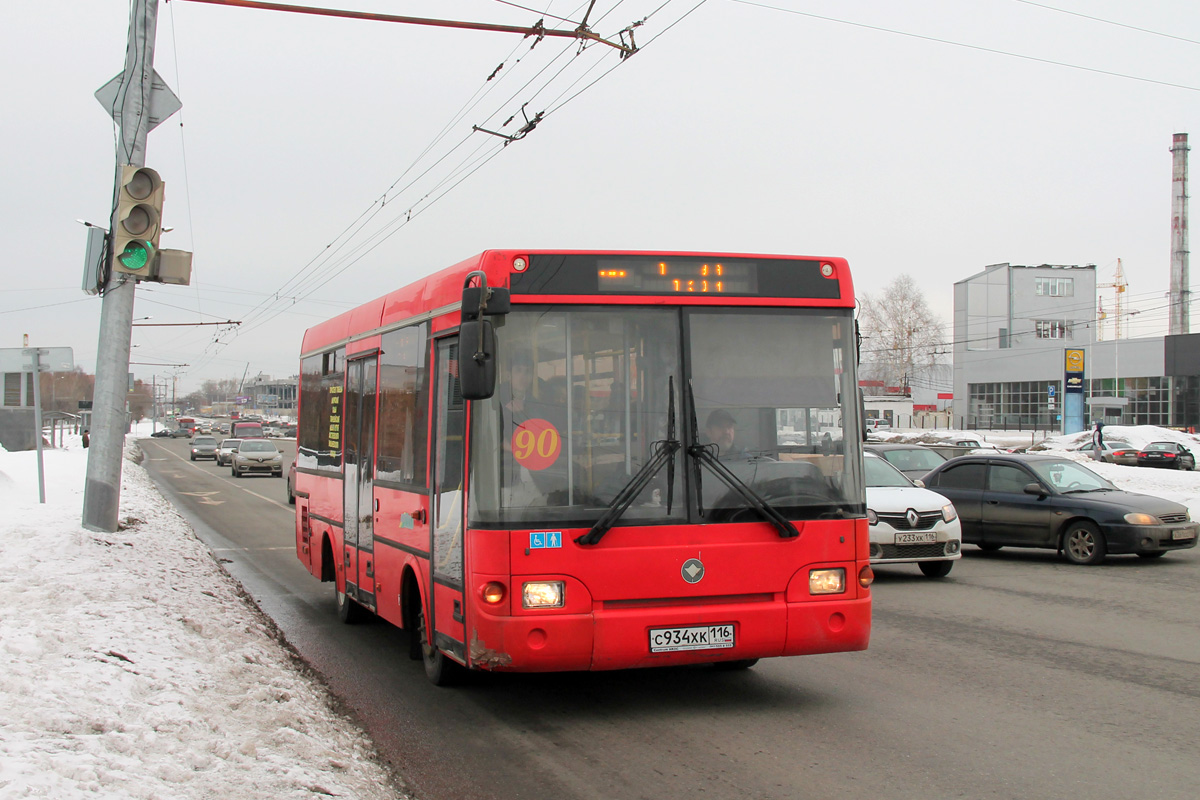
[83,0,166,532]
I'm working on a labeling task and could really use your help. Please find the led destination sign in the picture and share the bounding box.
[507,254,842,300]
[596,259,758,295]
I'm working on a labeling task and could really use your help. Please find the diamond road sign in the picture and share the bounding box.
[0,347,74,373]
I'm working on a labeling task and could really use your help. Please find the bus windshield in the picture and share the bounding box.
[469,306,864,528]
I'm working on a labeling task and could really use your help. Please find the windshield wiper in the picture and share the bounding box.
[685,383,800,539]
[575,378,680,546]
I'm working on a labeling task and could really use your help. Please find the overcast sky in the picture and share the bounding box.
[5,0,1199,394]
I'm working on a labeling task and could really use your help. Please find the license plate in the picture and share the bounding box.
[649,624,735,653]
[1172,529,1196,540]
[896,531,937,544]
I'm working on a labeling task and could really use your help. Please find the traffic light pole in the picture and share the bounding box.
[83,0,160,533]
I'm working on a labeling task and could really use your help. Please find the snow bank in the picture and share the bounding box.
[0,438,405,799]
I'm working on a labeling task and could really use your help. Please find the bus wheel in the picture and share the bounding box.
[714,659,759,671]
[335,582,364,624]
[416,598,461,686]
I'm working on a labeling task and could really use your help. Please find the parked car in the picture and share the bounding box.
[189,435,219,461]
[231,439,284,478]
[1074,441,1138,465]
[864,454,962,577]
[150,429,172,438]
[865,419,892,431]
[864,443,947,481]
[922,453,1199,564]
[287,461,296,504]
[216,438,242,466]
[1136,441,1196,470]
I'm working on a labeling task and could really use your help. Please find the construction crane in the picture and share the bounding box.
[1096,258,1128,341]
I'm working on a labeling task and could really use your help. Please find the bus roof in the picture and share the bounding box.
[301,250,854,356]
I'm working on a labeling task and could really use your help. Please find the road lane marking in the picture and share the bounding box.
[142,439,294,512]
[180,491,225,506]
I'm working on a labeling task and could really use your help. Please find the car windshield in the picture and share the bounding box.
[221,439,241,449]
[469,306,865,527]
[193,437,216,445]
[1029,460,1114,492]
[1144,442,1174,451]
[864,456,912,487]
[879,448,945,472]
[239,441,278,453]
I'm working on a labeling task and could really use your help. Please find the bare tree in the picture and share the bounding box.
[857,275,945,390]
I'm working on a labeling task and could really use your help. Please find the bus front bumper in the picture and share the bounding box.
[470,595,871,672]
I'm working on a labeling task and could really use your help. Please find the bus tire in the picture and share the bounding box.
[335,581,365,624]
[416,597,461,686]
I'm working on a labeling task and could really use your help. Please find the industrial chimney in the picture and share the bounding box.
[1170,133,1190,335]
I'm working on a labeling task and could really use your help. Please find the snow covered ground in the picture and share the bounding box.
[0,429,406,800]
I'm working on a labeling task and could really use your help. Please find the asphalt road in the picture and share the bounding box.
[138,435,1200,800]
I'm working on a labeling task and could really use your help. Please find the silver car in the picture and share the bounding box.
[216,438,242,466]
[231,439,283,478]
[189,436,219,461]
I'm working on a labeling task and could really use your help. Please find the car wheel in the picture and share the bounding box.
[232,467,240,478]
[190,455,195,461]
[415,595,462,686]
[1138,551,1168,559]
[978,543,1003,552]
[713,659,759,671]
[1062,521,1107,565]
[287,478,295,505]
[335,581,366,624]
[919,560,954,578]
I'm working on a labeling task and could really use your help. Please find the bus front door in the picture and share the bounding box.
[343,355,378,611]
[429,336,467,664]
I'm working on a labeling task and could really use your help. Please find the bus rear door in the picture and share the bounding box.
[343,355,379,611]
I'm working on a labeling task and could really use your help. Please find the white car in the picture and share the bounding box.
[865,453,962,578]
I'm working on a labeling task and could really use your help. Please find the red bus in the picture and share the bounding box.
[294,250,871,683]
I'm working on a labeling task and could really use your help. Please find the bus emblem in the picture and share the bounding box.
[681,558,705,584]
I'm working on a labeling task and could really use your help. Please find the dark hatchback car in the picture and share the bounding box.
[1136,441,1196,470]
[922,453,1199,565]
[864,443,947,481]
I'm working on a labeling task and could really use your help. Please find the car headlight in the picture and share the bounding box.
[522,581,565,609]
[1124,512,1159,525]
[809,568,846,595]
[866,508,878,525]
[942,503,957,523]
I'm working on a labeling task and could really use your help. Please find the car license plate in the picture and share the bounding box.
[649,624,735,653]
[895,532,937,544]
[1172,529,1195,540]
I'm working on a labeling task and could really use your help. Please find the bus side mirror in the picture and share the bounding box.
[460,318,497,400]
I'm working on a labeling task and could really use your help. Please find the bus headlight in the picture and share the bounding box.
[522,581,565,609]
[809,568,846,595]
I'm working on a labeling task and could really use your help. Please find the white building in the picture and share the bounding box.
[952,262,1199,430]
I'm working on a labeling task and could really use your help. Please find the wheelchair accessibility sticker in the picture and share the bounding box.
[529,531,563,549]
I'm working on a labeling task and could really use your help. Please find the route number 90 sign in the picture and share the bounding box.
[511,419,562,470]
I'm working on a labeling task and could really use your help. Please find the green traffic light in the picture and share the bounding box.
[117,241,152,271]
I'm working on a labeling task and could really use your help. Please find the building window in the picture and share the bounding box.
[1035,277,1074,297]
[4,373,22,406]
[1035,320,1072,339]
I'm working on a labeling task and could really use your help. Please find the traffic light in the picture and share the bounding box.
[111,166,164,277]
